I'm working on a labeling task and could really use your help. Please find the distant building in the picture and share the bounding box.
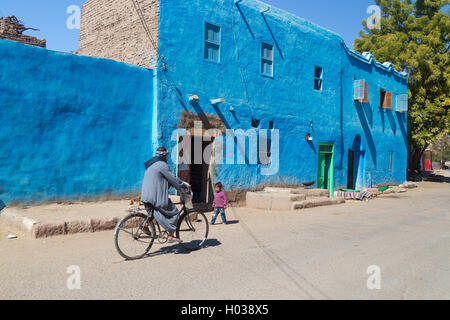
[78,0,158,68]
[0,16,46,48]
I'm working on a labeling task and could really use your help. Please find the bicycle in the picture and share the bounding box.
[114,191,209,260]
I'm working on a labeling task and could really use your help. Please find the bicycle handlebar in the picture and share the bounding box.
[180,186,193,205]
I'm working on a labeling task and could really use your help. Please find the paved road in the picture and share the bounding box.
[0,181,449,300]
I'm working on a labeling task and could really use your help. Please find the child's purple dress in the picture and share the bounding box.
[212,191,228,224]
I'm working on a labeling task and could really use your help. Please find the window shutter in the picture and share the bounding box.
[362,83,369,103]
[382,91,393,109]
[354,80,368,102]
[354,80,363,100]
[396,94,408,112]
[386,91,393,109]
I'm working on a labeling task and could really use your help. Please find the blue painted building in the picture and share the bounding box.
[0,0,408,205]
[153,0,408,200]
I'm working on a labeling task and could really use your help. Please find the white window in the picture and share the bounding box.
[354,79,366,100]
[261,43,274,77]
[396,94,408,112]
[204,23,221,63]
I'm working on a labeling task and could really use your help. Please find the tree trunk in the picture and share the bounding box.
[408,145,427,171]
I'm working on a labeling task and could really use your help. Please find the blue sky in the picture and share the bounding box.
[0,0,377,53]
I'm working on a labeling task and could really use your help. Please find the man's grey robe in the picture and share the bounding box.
[141,160,187,232]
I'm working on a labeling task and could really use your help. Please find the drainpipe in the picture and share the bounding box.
[152,66,159,155]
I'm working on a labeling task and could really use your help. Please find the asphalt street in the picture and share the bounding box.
[0,181,449,300]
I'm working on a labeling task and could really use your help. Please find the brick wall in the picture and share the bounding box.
[78,0,159,69]
[0,17,46,48]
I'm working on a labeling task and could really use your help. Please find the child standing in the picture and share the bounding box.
[211,182,228,225]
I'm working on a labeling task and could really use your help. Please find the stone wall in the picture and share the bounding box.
[0,17,46,48]
[78,0,159,69]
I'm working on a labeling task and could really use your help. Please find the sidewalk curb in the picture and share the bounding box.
[0,208,122,238]
[0,209,39,232]
[293,197,346,210]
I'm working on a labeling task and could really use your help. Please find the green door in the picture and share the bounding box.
[318,153,326,189]
[317,143,335,197]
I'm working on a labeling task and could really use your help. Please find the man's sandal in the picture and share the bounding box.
[168,238,183,244]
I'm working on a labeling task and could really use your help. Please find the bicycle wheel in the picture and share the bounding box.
[114,213,156,260]
[176,211,209,251]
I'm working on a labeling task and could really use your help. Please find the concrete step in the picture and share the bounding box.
[263,187,296,193]
[293,197,345,210]
[246,191,345,211]
[263,187,329,198]
[246,192,306,211]
[291,189,330,198]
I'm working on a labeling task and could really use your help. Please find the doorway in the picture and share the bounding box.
[317,143,335,197]
[347,150,356,190]
[347,135,366,190]
[347,149,366,190]
[177,135,215,204]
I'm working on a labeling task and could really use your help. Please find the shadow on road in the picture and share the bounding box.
[425,173,450,183]
[211,220,239,225]
[143,238,222,259]
[408,170,450,183]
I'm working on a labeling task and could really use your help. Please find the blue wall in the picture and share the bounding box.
[156,0,408,191]
[0,39,154,204]
[0,0,409,205]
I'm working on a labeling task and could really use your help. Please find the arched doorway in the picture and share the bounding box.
[347,135,366,190]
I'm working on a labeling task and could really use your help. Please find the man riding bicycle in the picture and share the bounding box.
[141,147,190,244]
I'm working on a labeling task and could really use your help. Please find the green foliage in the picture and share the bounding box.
[354,0,449,168]
[431,134,450,162]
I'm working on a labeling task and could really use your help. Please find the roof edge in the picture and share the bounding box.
[239,0,409,81]
[341,42,408,80]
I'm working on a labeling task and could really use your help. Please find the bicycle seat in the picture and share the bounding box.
[156,206,181,216]
[142,202,156,210]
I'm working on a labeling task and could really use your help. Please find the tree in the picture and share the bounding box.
[431,134,450,167]
[354,0,450,171]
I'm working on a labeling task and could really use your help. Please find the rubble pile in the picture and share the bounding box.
[0,16,46,48]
